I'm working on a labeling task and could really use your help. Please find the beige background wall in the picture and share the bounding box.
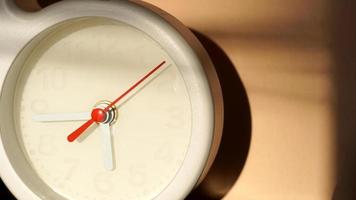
[146,0,335,199]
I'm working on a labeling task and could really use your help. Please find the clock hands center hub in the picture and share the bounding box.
[93,100,118,125]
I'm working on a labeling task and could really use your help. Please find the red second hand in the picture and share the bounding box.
[67,61,166,142]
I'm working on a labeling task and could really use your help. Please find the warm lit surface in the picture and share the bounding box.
[148,0,335,199]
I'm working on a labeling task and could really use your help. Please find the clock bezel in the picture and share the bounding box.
[0,0,224,199]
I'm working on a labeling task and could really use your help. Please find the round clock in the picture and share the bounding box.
[0,0,223,199]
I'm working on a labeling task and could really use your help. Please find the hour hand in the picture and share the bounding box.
[99,123,114,171]
[33,112,91,122]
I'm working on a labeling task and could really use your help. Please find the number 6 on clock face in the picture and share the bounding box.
[0,1,224,200]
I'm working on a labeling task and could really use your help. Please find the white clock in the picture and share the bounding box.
[0,0,223,199]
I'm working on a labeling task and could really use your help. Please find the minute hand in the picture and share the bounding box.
[67,61,166,142]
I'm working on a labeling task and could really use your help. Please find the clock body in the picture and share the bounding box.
[0,0,223,200]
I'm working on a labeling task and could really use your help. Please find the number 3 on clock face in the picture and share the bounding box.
[0,1,224,200]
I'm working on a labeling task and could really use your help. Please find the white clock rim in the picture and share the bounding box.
[0,1,218,200]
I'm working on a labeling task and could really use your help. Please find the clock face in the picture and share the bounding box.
[12,17,192,200]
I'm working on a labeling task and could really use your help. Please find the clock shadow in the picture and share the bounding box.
[0,178,15,200]
[186,30,252,200]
